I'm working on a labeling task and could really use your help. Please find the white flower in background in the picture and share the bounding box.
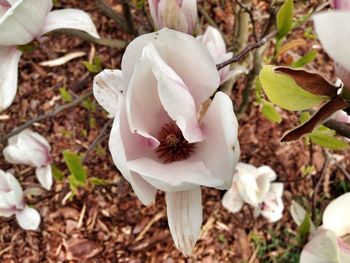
[300,193,350,263]
[222,163,284,222]
[3,129,53,190]
[93,28,240,255]
[290,200,316,231]
[0,0,100,111]
[148,0,197,34]
[333,110,350,124]
[197,26,247,85]
[0,170,41,230]
[313,1,350,89]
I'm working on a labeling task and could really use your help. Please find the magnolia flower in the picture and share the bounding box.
[333,110,350,124]
[197,26,247,85]
[93,28,240,255]
[0,170,41,230]
[3,129,52,190]
[148,0,197,34]
[0,0,99,111]
[300,193,350,263]
[313,2,350,89]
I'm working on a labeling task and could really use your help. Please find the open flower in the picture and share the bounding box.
[3,129,52,190]
[93,28,240,255]
[0,170,41,230]
[313,2,350,89]
[148,0,197,34]
[197,26,247,85]
[0,0,99,111]
[300,193,350,262]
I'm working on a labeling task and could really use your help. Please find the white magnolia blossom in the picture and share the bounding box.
[93,28,240,255]
[0,170,41,230]
[197,26,247,85]
[148,0,197,34]
[313,1,350,89]
[3,129,53,190]
[0,0,99,111]
[300,193,350,263]
[222,163,284,222]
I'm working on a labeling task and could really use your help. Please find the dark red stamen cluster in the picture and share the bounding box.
[156,122,195,163]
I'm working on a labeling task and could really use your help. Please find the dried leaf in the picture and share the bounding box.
[39,52,86,67]
[65,238,103,260]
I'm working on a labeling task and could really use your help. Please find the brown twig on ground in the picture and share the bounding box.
[0,91,93,145]
[95,0,128,31]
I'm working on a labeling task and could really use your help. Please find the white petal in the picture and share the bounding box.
[194,92,240,189]
[0,1,10,17]
[335,62,350,89]
[0,0,52,45]
[39,9,99,39]
[199,26,226,58]
[1,171,23,205]
[109,96,157,205]
[259,183,284,222]
[333,110,350,124]
[323,192,350,237]
[148,0,160,29]
[16,205,40,230]
[300,229,341,263]
[0,46,21,111]
[93,69,124,116]
[127,158,223,192]
[220,65,248,85]
[158,0,188,33]
[35,165,52,190]
[222,183,243,213]
[166,187,202,256]
[122,28,220,107]
[144,43,204,143]
[313,11,350,72]
[257,165,277,182]
[290,200,307,226]
[181,0,197,33]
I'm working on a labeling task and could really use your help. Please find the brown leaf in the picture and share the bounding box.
[275,67,339,97]
[64,238,103,260]
[282,96,349,142]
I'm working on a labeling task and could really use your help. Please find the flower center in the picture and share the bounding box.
[156,122,195,163]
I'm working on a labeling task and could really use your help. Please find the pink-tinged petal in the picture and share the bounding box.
[339,239,350,262]
[93,69,124,116]
[148,0,160,28]
[220,65,248,85]
[144,43,203,143]
[194,92,239,189]
[199,26,226,58]
[109,96,157,205]
[127,158,223,192]
[260,183,284,222]
[222,183,244,213]
[333,110,350,124]
[0,46,21,111]
[332,0,350,10]
[6,0,18,5]
[181,0,197,33]
[15,205,40,230]
[0,1,10,17]
[39,9,99,39]
[300,229,341,263]
[323,193,350,237]
[2,171,23,205]
[313,11,350,72]
[335,62,350,89]
[126,47,168,146]
[0,0,52,46]
[35,165,52,190]
[0,170,10,191]
[158,0,188,33]
[166,187,202,256]
[257,165,277,182]
[122,28,220,107]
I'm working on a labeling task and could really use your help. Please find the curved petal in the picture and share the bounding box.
[300,229,341,263]
[16,205,40,230]
[257,165,277,182]
[259,183,284,223]
[93,69,124,116]
[0,0,52,46]
[199,26,226,58]
[39,9,99,39]
[127,158,223,192]
[122,28,220,106]
[158,0,188,33]
[333,110,350,124]
[0,1,10,17]
[166,187,202,256]
[109,96,157,205]
[144,43,203,143]
[35,165,52,190]
[332,0,350,10]
[3,171,23,205]
[148,0,160,29]
[323,193,350,237]
[290,200,307,226]
[0,46,21,111]
[222,183,243,213]
[313,11,350,72]
[181,0,197,33]
[194,92,239,190]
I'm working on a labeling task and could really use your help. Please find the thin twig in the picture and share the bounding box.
[83,119,113,163]
[324,119,350,140]
[336,164,350,182]
[121,0,138,36]
[236,0,258,42]
[95,0,128,31]
[0,91,93,145]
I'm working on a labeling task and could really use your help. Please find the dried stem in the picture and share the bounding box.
[95,0,128,31]
[121,0,138,36]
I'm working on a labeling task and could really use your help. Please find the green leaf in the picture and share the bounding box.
[52,165,65,181]
[261,100,282,123]
[292,50,317,68]
[259,66,328,111]
[59,87,73,102]
[309,133,349,150]
[63,151,87,185]
[297,212,312,245]
[82,56,102,73]
[276,0,294,39]
[90,177,110,186]
[17,42,39,53]
[255,77,263,103]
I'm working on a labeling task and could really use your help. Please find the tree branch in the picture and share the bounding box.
[324,119,350,139]
[95,0,129,31]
